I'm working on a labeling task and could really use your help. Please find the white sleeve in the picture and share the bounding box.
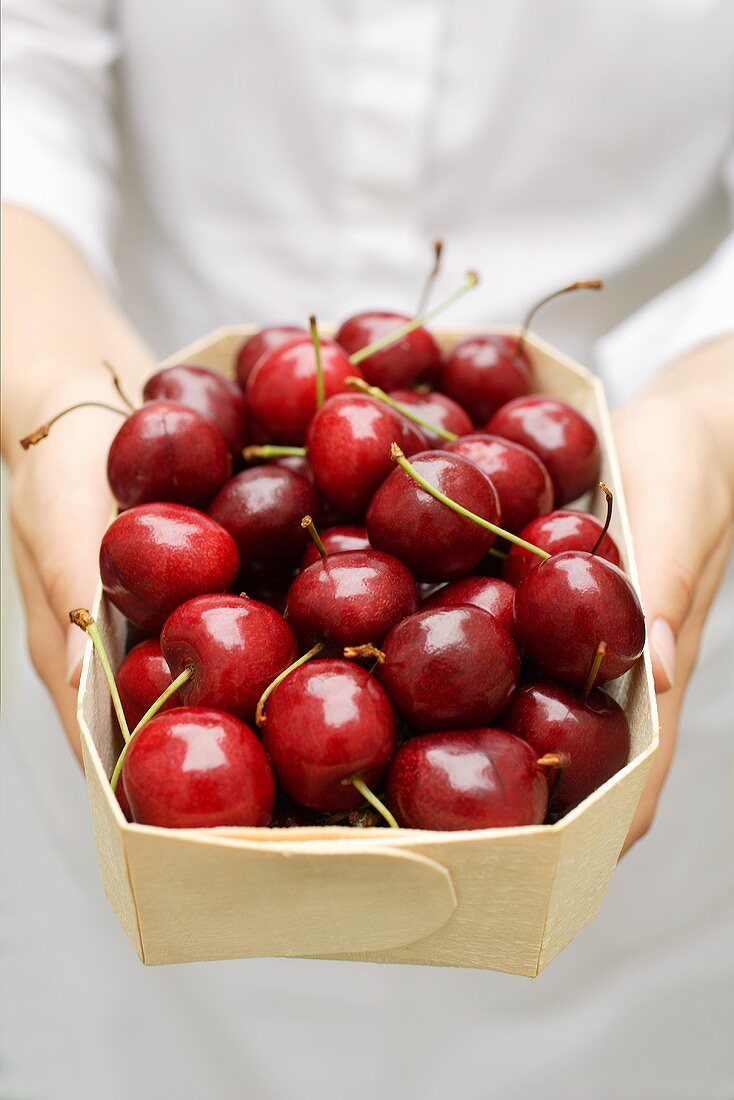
[594,152,734,407]
[2,0,120,285]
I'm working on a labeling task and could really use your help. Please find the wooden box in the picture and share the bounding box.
[77,325,659,976]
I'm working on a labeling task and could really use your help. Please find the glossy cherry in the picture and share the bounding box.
[386,728,548,830]
[117,639,180,729]
[366,451,500,581]
[336,312,441,390]
[513,551,645,688]
[379,605,520,731]
[100,503,239,633]
[235,325,305,388]
[286,549,418,648]
[121,707,275,828]
[388,389,473,448]
[261,659,396,812]
[438,335,532,424]
[420,576,515,636]
[300,525,371,569]
[444,433,553,533]
[487,396,601,505]
[500,680,630,815]
[503,508,621,586]
[143,364,248,453]
[161,594,298,723]
[107,401,231,509]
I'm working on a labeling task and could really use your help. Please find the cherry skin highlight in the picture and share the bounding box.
[235,325,305,388]
[336,311,441,390]
[117,638,180,730]
[420,576,515,636]
[444,434,553,533]
[143,364,248,453]
[438,335,532,424]
[503,508,621,586]
[300,525,371,569]
[388,389,473,448]
[122,707,275,828]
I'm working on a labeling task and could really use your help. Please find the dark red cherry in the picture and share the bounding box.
[143,364,248,453]
[115,780,133,821]
[271,454,315,485]
[306,394,427,518]
[388,389,473,448]
[336,312,441,391]
[121,707,275,828]
[235,325,305,388]
[487,396,601,505]
[107,401,231,509]
[386,728,548,830]
[438,335,531,424]
[300,525,370,569]
[161,594,298,723]
[117,638,180,729]
[209,466,319,579]
[444,434,553,533]
[420,576,515,636]
[100,504,239,633]
[261,659,396,812]
[379,605,519,730]
[246,336,358,443]
[500,680,630,815]
[503,508,621,586]
[513,551,645,688]
[286,549,418,649]
[366,451,500,581]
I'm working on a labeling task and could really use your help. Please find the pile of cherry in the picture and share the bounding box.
[25,271,646,832]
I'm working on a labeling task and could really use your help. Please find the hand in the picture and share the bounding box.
[613,364,734,851]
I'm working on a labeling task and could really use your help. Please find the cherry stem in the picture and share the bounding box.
[517,279,603,358]
[309,314,326,408]
[255,642,325,727]
[301,515,328,559]
[20,402,128,449]
[243,444,307,461]
[536,752,571,770]
[69,610,131,745]
[590,482,614,556]
[390,444,550,558]
[488,546,509,561]
[101,359,136,411]
[348,776,399,829]
[109,665,194,792]
[343,643,386,665]
[350,271,480,365]
[416,238,444,315]
[345,376,458,442]
[583,640,607,698]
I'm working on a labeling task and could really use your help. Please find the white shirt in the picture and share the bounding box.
[2,4,734,1099]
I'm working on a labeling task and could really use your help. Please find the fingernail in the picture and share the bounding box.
[650,618,676,692]
[66,626,86,688]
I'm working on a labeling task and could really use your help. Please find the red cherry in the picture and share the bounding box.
[386,728,548,830]
[143,364,248,453]
[115,780,133,821]
[366,451,500,581]
[387,389,473,447]
[438,335,531,423]
[420,576,515,636]
[107,401,231,509]
[117,639,180,729]
[336,312,441,390]
[100,503,239,633]
[503,508,621,586]
[444,433,553,533]
[379,605,520,731]
[271,454,315,485]
[235,325,305,388]
[500,681,630,815]
[122,707,275,828]
[300,525,370,569]
[487,396,601,506]
[261,659,396,812]
[513,551,645,688]
[160,594,297,723]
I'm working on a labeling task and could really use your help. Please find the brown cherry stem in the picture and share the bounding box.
[348,776,399,829]
[69,610,131,744]
[343,643,386,665]
[583,640,607,698]
[390,444,550,559]
[590,482,614,556]
[416,238,444,316]
[345,376,458,442]
[21,402,128,449]
[255,642,325,726]
[243,444,307,461]
[109,665,194,792]
[301,515,328,560]
[536,752,571,770]
[310,314,326,408]
[101,359,136,411]
[516,279,603,358]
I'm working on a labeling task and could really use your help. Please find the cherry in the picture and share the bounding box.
[336,312,441,390]
[444,434,553,533]
[142,364,248,453]
[513,551,645,688]
[438,336,532,424]
[270,796,326,828]
[121,707,275,828]
[160,594,298,723]
[209,466,319,579]
[106,401,231,509]
[272,454,315,485]
[420,576,515,636]
[385,728,549,830]
[378,605,520,731]
[100,503,239,633]
[503,507,621,586]
[487,396,601,505]
[261,658,396,812]
[117,638,180,729]
[235,325,305,388]
[300,525,370,569]
[500,680,630,815]
[286,549,418,649]
[366,450,500,581]
[388,389,473,447]
[306,394,427,517]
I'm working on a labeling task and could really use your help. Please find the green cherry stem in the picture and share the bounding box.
[109,665,194,792]
[591,482,614,556]
[69,609,131,744]
[301,514,328,559]
[310,314,326,408]
[390,444,550,559]
[256,642,325,727]
[243,444,308,461]
[349,776,399,829]
[416,238,444,316]
[488,546,509,561]
[516,279,603,358]
[583,640,607,699]
[345,376,458,442]
[350,271,480,365]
